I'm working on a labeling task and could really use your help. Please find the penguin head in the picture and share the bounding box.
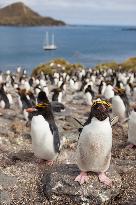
[35,102,48,110]
[114,87,125,96]
[17,88,26,96]
[37,91,49,104]
[92,100,111,112]
[26,102,49,113]
[91,100,112,121]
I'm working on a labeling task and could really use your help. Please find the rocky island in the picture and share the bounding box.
[0,2,65,26]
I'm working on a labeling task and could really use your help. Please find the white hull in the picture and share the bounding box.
[43,45,57,50]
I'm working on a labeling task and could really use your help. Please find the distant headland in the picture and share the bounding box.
[0,2,66,26]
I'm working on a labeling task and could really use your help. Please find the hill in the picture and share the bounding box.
[0,2,65,26]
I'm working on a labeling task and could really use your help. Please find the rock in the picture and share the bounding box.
[10,120,25,134]
[60,131,78,150]
[57,149,76,164]
[0,172,17,204]
[42,164,122,205]
[111,168,136,205]
[0,191,11,204]
[11,151,34,162]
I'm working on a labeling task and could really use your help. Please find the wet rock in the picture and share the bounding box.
[42,164,122,205]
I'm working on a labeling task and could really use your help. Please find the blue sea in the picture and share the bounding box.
[0,25,136,73]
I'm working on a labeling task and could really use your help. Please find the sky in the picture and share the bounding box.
[0,0,136,26]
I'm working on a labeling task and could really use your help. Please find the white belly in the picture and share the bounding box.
[85,92,92,105]
[112,96,126,120]
[128,111,136,145]
[31,115,56,160]
[76,117,112,172]
[0,100,5,109]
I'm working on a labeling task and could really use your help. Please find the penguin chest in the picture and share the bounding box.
[43,87,49,97]
[85,92,92,105]
[104,86,114,99]
[101,85,106,95]
[77,118,112,172]
[31,115,56,160]
[0,100,5,109]
[18,97,22,110]
[58,92,62,103]
[23,109,29,122]
[112,96,126,119]
[128,111,136,145]
[7,94,13,105]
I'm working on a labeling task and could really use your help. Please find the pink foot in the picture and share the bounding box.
[46,160,54,166]
[126,144,135,148]
[98,172,112,187]
[75,171,89,185]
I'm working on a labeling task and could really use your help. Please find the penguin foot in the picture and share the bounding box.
[46,160,54,166]
[75,171,88,185]
[35,159,54,166]
[126,144,135,148]
[98,172,112,187]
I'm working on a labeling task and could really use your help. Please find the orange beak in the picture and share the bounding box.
[26,107,37,112]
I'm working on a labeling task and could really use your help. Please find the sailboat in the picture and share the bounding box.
[43,32,57,51]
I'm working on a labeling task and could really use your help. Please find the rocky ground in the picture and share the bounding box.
[0,89,136,205]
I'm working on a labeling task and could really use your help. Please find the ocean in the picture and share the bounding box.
[0,25,136,73]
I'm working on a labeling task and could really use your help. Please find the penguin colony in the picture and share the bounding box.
[0,66,136,187]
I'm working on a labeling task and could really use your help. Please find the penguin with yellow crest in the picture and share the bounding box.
[75,100,112,186]
[27,91,60,165]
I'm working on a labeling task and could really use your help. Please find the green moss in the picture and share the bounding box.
[32,57,136,77]
[95,58,136,71]
[95,61,118,70]
[32,58,83,76]
[32,64,53,76]
[122,57,136,71]
[50,58,69,66]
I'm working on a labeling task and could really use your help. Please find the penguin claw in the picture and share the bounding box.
[126,144,135,148]
[75,172,88,185]
[98,173,112,187]
[35,159,54,166]
[46,160,54,166]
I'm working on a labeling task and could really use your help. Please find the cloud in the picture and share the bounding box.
[0,0,136,25]
[1,0,136,10]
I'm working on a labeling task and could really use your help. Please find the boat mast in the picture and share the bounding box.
[46,32,49,46]
[52,33,54,46]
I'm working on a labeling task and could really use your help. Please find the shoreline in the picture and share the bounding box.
[0,55,136,74]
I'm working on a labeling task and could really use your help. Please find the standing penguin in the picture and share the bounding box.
[75,100,112,186]
[127,105,136,148]
[0,84,10,109]
[84,85,95,106]
[103,84,114,100]
[51,88,63,103]
[27,91,60,165]
[112,88,129,122]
